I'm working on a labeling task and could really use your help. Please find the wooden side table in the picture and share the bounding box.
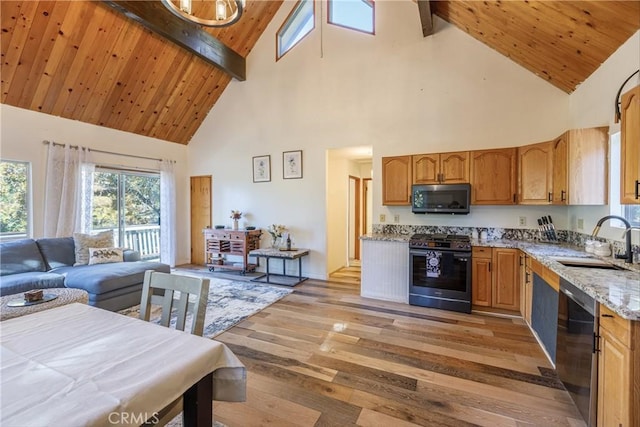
[1,288,89,321]
[203,228,262,274]
[249,248,310,286]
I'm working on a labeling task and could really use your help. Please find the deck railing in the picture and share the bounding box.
[94,225,161,261]
[123,225,161,261]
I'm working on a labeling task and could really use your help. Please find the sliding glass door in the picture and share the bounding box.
[92,168,160,260]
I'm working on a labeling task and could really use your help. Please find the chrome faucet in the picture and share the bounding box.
[591,215,633,263]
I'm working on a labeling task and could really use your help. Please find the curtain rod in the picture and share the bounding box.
[42,140,175,163]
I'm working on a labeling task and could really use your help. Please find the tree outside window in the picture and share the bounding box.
[0,160,30,239]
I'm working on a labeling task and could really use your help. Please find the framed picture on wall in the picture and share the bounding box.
[283,150,303,179]
[252,155,271,183]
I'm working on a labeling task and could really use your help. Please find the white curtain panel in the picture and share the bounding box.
[43,143,94,237]
[160,160,176,267]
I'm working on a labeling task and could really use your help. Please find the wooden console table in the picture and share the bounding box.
[204,228,261,274]
[249,248,310,286]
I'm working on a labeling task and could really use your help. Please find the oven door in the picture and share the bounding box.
[409,249,471,313]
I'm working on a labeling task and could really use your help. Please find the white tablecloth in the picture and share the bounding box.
[0,303,246,427]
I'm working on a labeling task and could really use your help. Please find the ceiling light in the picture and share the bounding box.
[161,0,245,27]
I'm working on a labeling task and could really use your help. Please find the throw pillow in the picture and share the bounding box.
[88,247,124,265]
[73,230,114,266]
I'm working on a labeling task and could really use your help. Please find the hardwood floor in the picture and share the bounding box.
[213,274,585,426]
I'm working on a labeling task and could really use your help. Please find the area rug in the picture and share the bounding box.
[119,275,292,339]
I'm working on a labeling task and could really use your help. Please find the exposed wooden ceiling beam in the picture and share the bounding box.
[417,0,433,37]
[102,0,246,81]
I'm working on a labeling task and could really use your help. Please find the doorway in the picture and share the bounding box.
[190,175,212,266]
[348,175,361,264]
[92,168,160,260]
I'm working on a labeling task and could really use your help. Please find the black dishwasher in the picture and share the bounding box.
[556,278,599,427]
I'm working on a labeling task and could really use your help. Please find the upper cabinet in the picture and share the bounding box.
[552,127,608,205]
[382,156,412,205]
[620,85,640,204]
[470,148,517,205]
[413,152,469,184]
[518,141,553,205]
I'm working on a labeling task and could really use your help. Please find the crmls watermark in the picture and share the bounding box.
[108,411,160,425]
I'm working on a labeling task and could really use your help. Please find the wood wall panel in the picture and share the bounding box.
[0,0,281,144]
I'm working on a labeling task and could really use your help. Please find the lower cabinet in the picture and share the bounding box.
[519,251,533,325]
[597,304,638,427]
[471,247,520,311]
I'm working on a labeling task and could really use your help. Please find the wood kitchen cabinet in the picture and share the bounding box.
[518,141,553,204]
[597,304,639,427]
[472,247,520,312]
[382,155,412,205]
[519,251,533,325]
[470,148,517,205]
[471,247,492,307]
[620,85,640,204]
[551,127,608,205]
[412,151,469,184]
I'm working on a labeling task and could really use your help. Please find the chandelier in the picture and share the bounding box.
[161,0,245,27]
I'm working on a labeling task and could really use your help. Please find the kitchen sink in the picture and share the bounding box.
[550,256,627,270]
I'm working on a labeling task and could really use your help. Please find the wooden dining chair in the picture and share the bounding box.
[139,270,210,336]
[139,271,211,426]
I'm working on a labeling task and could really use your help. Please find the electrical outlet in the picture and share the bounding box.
[518,216,527,226]
[577,218,584,230]
[394,214,400,223]
[379,214,386,223]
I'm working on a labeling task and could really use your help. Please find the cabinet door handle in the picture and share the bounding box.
[602,314,614,318]
[561,190,566,201]
[513,194,517,203]
[548,192,552,202]
[635,180,639,199]
[488,262,491,272]
[525,272,530,282]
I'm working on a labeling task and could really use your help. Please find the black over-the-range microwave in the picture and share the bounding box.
[411,183,471,214]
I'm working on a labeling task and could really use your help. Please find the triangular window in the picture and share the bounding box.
[276,0,315,60]
[328,0,374,35]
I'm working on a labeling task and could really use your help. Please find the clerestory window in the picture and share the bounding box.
[328,0,374,35]
[276,0,315,60]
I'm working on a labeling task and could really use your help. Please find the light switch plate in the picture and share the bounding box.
[518,216,526,226]
[379,214,386,223]
[577,218,584,230]
[394,214,400,223]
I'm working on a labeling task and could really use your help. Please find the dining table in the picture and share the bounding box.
[0,303,246,427]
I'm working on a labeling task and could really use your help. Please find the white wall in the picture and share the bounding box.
[0,104,191,265]
[568,30,640,244]
[187,1,570,278]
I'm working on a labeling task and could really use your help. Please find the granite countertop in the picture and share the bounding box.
[361,234,640,320]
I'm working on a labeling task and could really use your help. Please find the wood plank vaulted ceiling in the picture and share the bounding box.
[1,1,639,145]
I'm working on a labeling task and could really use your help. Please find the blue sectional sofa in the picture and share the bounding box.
[0,238,170,311]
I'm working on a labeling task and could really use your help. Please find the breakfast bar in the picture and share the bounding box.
[249,248,310,286]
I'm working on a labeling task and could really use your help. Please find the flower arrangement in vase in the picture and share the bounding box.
[230,210,242,230]
[266,224,286,248]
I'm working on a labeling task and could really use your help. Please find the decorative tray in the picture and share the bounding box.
[7,294,58,307]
